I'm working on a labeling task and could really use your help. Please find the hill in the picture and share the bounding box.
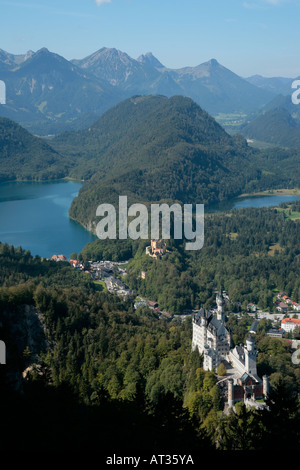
[0,117,68,181]
[51,95,264,229]
[241,107,300,148]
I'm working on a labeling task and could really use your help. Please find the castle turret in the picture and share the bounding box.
[216,290,225,324]
[244,336,257,376]
[263,375,269,398]
[228,379,234,408]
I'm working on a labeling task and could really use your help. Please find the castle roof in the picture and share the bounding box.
[193,308,228,337]
[208,315,227,336]
[204,344,218,358]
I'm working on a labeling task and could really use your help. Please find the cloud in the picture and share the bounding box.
[95,0,112,5]
[264,0,288,3]
[243,0,291,7]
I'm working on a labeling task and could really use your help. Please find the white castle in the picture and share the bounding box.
[192,291,231,371]
[192,291,269,407]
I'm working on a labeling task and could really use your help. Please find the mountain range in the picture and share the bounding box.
[0,46,279,135]
[245,75,295,97]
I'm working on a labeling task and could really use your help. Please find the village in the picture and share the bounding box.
[49,241,300,338]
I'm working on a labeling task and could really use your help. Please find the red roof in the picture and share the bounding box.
[281,318,300,324]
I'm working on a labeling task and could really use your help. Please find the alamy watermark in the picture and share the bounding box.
[0,80,6,105]
[0,340,6,364]
[291,80,300,105]
[96,196,204,251]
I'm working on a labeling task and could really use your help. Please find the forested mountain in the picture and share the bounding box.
[51,95,300,230]
[241,107,300,148]
[51,95,264,228]
[0,117,68,180]
[0,46,275,134]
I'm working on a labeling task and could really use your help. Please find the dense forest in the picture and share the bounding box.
[241,106,300,148]
[1,198,300,451]
[79,202,300,315]
[0,117,69,181]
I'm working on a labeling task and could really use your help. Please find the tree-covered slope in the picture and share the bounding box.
[241,107,300,148]
[0,117,68,181]
[52,95,262,228]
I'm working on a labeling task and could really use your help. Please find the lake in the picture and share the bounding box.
[0,180,97,259]
[206,193,300,213]
[0,181,299,259]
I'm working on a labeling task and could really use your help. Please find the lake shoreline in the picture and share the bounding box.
[238,188,300,198]
[1,181,300,259]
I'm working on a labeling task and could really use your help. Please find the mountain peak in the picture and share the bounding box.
[137,52,165,69]
[35,47,50,55]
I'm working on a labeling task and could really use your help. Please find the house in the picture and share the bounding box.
[281,318,300,333]
[147,300,158,309]
[276,302,289,313]
[248,304,257,313]
[134,300,147,309]
[293,302,300,312]
[51,254,67,262]
[267,328,284,338]
[277,292,286,297]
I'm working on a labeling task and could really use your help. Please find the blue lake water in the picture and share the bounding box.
[206,194,300,213]
[0,181,299,259]
[0,180,97,259]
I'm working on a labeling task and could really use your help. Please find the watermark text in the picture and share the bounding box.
[96,196,204,251]
[0,80,6,105]
[292,80,300,105]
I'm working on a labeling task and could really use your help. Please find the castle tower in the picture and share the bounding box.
[216,290,225,324]
[228,379,234,408]
[263,375,269,398]
[244,336,257,376]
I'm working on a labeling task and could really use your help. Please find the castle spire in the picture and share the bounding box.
[216,289,225,323]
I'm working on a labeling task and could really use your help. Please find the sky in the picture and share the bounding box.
[1,0,300,77]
